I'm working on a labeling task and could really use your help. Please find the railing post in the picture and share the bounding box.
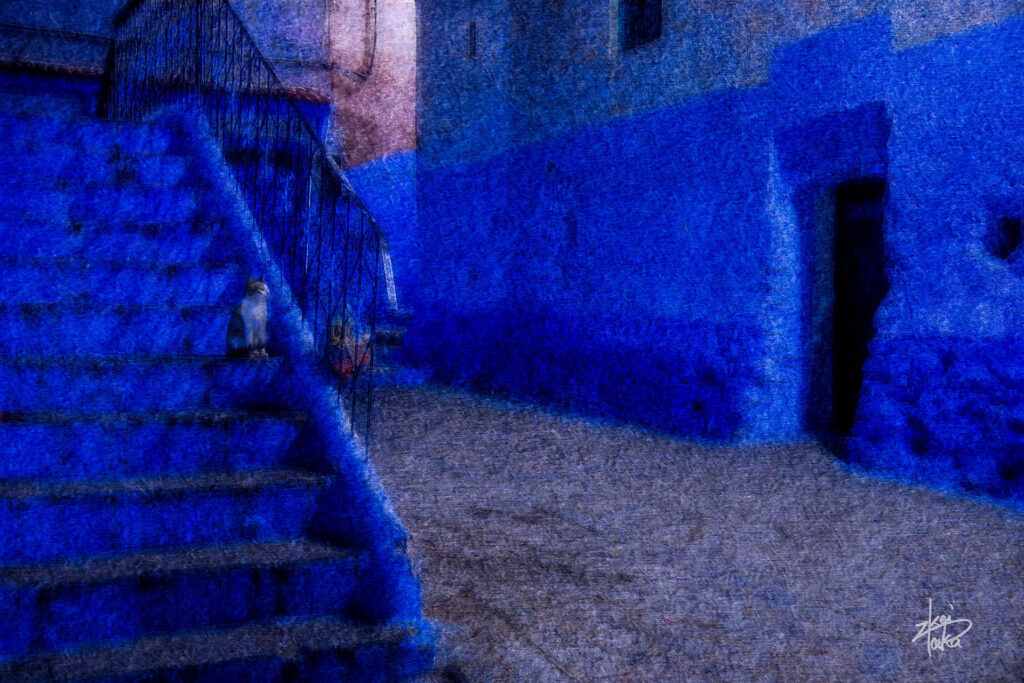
[193,0,202,88]
[107,0,402,452]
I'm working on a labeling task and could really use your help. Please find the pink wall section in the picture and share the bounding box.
[329,0,417,167]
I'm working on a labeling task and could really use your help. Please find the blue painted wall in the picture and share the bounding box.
[346,150,420,303]
[390,9,1024,501]
[406,86,773,440]
[848,16,1024,503]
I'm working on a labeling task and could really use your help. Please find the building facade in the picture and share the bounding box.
[4,0,1024,502]
[395,1,1024,503]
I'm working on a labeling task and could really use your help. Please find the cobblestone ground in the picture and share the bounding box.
[370,385,1024,682]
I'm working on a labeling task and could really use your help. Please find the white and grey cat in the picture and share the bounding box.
[226,276,270,359]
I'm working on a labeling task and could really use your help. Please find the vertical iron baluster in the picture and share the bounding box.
[366,231,380,449]
[110,0,392,452]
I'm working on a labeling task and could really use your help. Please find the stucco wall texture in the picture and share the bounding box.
[415,0,1024,167]
[392,5,1024,505]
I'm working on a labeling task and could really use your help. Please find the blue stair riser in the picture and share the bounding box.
[85,122,176,157]
[0,214,218,237]
[70,186,197,226]
[0,557,358,657]
[0,93,85,121]
[0,158,84,184]
[0,142,109,170]
[300,638,436,683]
[0,263,242,306]
[0,484,322,564]
[0,177,193,223]
[0,222,218,261]
[0,190,73,218]
[0,154,190,190]
[0,114,68,145]
[0,419,301,480]
[0,307,230,354]
[54,635,434,683]
[132,154,191,187]
[0,171,110,195]
[0,113,174,157]
[0,360,279,412]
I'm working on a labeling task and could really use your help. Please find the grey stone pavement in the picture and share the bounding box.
[369,385,1024,682]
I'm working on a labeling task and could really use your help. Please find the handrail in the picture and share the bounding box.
[116,0,395,307]
[0,23,112,44]
[114,0,397,310]
[108,0,400,446]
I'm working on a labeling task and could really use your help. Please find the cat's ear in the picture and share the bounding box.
[246,276,257,285]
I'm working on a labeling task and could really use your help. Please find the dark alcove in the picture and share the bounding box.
[833,178,889,435]
[986,216,1023,261]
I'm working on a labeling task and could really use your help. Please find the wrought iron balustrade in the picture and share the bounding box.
[109,0,399,448]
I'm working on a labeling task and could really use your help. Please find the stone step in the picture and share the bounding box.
[0,303,233,355]
[37,256,238,302]
[69,183,198,226]
[0,187,73,219]
[0,408,304,480]
[0,92,87,123]
[0,355,281,412]
[0,218,221,261]
[0,616,432,682]
[0,539,358,657]
[0,152,191,190]
[0,153,83,183]
[0,468,328,564]
[0,184,196,227]
[0,186,198,235]
[127,153,191,187]
[0,257,243,306]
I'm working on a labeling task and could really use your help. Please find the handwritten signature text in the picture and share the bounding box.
[912,598,972,656]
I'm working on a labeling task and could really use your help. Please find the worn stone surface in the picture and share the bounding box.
[374,385,1024,681]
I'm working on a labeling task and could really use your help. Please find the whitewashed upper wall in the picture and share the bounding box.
[416,0,1024,167]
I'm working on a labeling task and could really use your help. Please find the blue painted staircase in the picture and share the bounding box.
[0,81,431,681]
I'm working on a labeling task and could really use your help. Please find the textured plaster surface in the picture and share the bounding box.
[416,0,1024,166]
[398,11,1024,502]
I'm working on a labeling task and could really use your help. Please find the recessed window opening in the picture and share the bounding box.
[468,20,477,59]
[620,0,661,51]
[986,217,1023,260]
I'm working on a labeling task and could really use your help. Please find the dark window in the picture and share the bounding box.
[987,217,1023,260]
[621,0,662,51]
[468,21,477,58]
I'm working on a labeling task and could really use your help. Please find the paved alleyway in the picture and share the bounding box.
[370,385,1024,682]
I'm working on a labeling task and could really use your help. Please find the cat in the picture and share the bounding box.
[226,276,269,359]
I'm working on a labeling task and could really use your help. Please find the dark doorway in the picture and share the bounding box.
[620,0,662,51]
[832,179,889,435]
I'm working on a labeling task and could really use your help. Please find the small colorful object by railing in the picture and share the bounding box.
[109,0,398,449]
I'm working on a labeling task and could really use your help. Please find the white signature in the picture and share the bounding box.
[911,598,972,656]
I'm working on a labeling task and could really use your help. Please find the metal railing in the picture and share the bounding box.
[109,0,399,447]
